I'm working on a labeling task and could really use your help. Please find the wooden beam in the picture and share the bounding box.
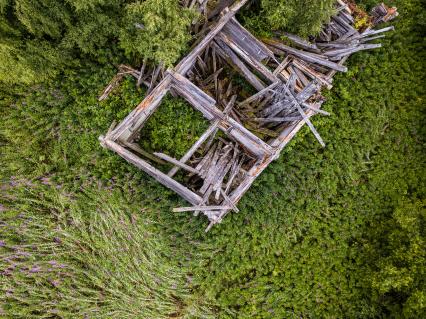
[169,71,274,158]
[238,81,280,107]
[153,152,200,175]
[222,17,276,61]
[99,136,202,205]
[219,32,279,83]
[173,206,232,213]
[262,38,348,72]
[213,39,266,91]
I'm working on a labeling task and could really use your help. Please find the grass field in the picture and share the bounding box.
[1,0,425,318]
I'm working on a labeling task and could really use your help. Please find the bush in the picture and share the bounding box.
[119,0,196,66]
[244,0,336,37]
[363,200,426,318]
[0,0,195,85]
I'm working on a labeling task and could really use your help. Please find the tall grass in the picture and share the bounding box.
[0,184,214,318]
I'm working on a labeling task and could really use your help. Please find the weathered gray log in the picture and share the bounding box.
[213,39,266,91]
[324,43,382,58]
[283,33,321,53]
[121,140,167,165]
[343,26,395,42]
[263,39,348,72]
[222,17,275,62]
[169,70,218,120]
[360,35,386,43]
[238,81,280,107]
[137,59,147,87]
[219,32,279,83]
[99,136,202,205]
[147,62,164,94]
[153,152,200,175]
[173,206,232,213]
[253,117,302,123]
[302,102,330,116]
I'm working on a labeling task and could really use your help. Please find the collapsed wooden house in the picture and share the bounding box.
[99,0,397,231]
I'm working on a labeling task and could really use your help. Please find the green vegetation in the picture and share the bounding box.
[1,0,425,318]
[364,199,425,317]
[244,0,336,37]
[1,186,214,318]
[120,0,196,66]
[139,95,210,159]
[0,0,195,85]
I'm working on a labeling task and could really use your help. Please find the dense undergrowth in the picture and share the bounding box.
[1,0,425,318]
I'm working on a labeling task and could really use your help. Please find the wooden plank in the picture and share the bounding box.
[121,141,167,165]
[222,17,275,62]
[153,152,200,174]
[137,59,147,88]
[292,59,333,89]
[325,43,382,60]
[147,63,163,93]
[169,70,218,120]
[173,206,232,213]
[170,70,274,158]
[219,32,279,83]
[238,81,280,107]
[213,39,266,91]
[221,118,274,158]
[262,38,348,72]
[99,136,202,205]
[283,33,320,53]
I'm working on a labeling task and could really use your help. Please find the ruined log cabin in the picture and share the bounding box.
[99,0,398,231]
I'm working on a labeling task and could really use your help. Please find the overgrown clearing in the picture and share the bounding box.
[1,0,425,318]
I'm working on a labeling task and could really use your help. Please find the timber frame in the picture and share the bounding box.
[99,0,397,231]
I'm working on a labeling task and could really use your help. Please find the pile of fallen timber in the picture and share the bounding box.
[98,0,398,231]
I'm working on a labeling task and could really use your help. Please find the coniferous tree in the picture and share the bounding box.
[119,0,196,66]
[246,0,336,38]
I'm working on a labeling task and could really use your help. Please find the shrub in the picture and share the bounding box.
[244,0,336,37]
[0,0,195,85]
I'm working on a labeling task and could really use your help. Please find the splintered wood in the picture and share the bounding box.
[99,0,397,231]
